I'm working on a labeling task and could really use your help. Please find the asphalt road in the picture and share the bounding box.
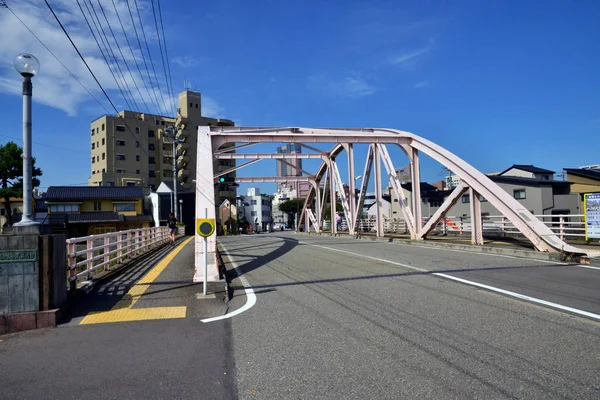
[0,239,235,400]
[224,232,600,399]
[1,232,599,399]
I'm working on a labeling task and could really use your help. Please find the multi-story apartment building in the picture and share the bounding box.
[241,187,272,232]
[88,90,236,206]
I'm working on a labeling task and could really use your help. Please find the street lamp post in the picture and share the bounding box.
[14,53,40,227]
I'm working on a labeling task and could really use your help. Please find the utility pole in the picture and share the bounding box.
[166,125,180,220]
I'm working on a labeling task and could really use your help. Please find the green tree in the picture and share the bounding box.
[0,141,42,226]
[323,202,344,220]
[279,198,305,228]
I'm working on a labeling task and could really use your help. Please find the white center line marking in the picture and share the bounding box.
[201,242,256,323]
[301,240,600,322]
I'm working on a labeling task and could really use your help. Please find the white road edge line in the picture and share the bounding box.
[434,273,600,321]
[303,241,600,322]
[201,242,256,323]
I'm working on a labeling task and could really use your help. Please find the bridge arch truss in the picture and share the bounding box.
[194,126,589,282]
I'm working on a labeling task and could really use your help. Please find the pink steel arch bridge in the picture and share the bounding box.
[193,126,592,282]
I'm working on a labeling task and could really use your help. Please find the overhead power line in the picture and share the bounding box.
[157,0,175,115]
[122,0,164,116]
[44,0,150,160]
[1,2,111,115]
[133,0,170,116]
[77,0,134,111]
[97,0,152,114]
[94,0,142,112]
[151,0,175,115]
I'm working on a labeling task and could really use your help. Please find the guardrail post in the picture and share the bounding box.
[103,236,110,271]
[126,230,132,256]
[67,241,77,292]
[559,216,565,241]
[117,232,123,263]
[86,238,94,280]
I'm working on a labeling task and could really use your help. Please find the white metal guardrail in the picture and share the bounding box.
[324,214,587,241]
[66,226,170,286]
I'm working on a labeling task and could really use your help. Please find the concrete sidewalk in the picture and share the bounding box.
[63,236,228,327]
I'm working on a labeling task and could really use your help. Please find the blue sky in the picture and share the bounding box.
[0,0,598,195]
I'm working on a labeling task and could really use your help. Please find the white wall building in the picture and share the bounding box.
[272,187,297,228]
[242,187,272,232]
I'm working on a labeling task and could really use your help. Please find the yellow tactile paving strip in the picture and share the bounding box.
[80,237,194,325]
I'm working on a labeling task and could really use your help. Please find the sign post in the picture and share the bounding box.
[584,193,600,240]
[196,210,215,295]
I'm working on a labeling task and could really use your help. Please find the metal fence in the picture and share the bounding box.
[66,226,170,287]
[324,214,586,241]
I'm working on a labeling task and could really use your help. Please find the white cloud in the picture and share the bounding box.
[202,96,225,117]
[390,48,429,65]
[172,56,199,68]
[413,81,429,89]
[309,75,377,99]
[0,0,172,116]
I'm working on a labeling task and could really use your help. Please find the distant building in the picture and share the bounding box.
[276,143,304,195]
[42,186,152,237]
[241,188,272,232]
[272,187,297,227]
[88,89,236,209]
[564,167,600,211]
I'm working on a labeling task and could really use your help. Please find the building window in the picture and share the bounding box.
[92,157,95,164]
[116,140,125,146]
[161,121,165,125]
[102,153,105,160]
[156,120,160,125]
[91,143,95,150]
[92,171,95,175]
[116,154,126,161]
[148,143,155,151]
[251,200,257,205]
[513,189,526,199]
[481,212,490,220]
[102,123,105,131]
[117,169,126,174]
[195,103,198,108]
[190,102,193,108]
[135,127,139,134]
[106,182,115,187]
[96,155,100,162]
[102,138,105,145]
[148,130,155,137]
[91,129,94,136]
[116,125,125,132]
[102,168,106,172]
[149,157,155,164]
[94,201,102,211]
[461,194,470,203]
[126,182,136,187]
[49,204,79,213]
[149,170,156,177]
[136,141,139,148]
[136,169,140,174]
[136,155,140,161]
[116,203,136,212]
[251,211,257,217]
[479,195,488,202]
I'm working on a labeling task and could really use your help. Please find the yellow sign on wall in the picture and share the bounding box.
[196,218,215,237]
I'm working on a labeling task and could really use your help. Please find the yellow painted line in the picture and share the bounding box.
[80,307,187,325]
[80,237,194,325]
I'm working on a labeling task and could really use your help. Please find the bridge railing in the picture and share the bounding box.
[327,214,586,241]
[66,226,170,287]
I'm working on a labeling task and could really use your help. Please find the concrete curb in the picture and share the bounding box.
[300,232,586,264]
